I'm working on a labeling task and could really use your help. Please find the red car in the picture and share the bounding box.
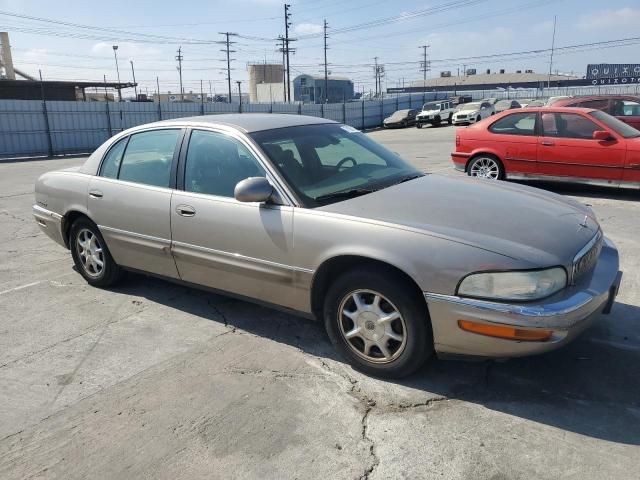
[451,107,640,189]
[549,95,640,130]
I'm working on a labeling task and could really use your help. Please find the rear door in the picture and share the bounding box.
[88,128,183,278]
[537,112,625,183]
[611,98,640,130]
[486,111,538,175]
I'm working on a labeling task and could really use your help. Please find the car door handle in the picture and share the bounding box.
[176,204,196,217]
[89,189,103,198]
[541,140,555,146]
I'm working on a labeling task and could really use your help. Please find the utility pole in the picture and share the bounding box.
[175,46,184,101]
[236,80,242,105]
[112,45,121,101]
[323,19,329,104]
[218,32,237,103]
[277,36,286,102]
[419,45,430,85]
[283,4,296,102]
[547,15,557,89]
[130,60,137,100]
[374,57,378,97]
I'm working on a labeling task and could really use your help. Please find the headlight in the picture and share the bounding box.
[457,268,567,301]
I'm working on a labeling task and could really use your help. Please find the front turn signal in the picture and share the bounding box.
[458,320,553,342]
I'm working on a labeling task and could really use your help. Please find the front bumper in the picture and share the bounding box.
[425,237,622,358]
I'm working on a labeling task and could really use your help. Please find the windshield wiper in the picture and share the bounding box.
[314,187,377,203]
[390,173,424,186]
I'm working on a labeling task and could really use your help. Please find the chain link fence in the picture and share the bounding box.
[1,84,639,159]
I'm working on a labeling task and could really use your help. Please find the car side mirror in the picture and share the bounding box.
[234,177,275,203]
[593,130,614,141]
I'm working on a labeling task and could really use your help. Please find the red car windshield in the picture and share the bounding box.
[590,110,640,138]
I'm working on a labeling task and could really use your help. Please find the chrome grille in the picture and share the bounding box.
[571,231,603,284]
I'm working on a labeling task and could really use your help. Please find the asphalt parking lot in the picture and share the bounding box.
[1,124,639,479]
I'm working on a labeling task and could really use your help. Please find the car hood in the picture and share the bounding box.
[318,175,599,266]
[418,109,439,116]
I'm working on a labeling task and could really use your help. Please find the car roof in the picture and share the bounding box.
[138,113,337,133]
[498,106,597,113]
[551,95,640,106]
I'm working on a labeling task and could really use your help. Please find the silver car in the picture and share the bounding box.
[33,114,622,378]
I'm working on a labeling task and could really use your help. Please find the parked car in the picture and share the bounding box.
[383,109,417,128]
[524,100,545,108]
[450,95,473,105]
[416,100,454,128]
[34,114,621,378]
[518,99,533,108]
[494,99,521,113]
[451,107,640,190]
[481,97,499,106]
[548,95,640,130]
[452,101,494,125]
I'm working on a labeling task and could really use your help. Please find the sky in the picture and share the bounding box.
[1,0,639,97]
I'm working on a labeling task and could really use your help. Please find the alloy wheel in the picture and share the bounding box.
[469,157,501,179]
[76,228,104,277]
[338,289,407,364]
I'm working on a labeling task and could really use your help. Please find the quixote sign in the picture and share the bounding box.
[587,64,640,84]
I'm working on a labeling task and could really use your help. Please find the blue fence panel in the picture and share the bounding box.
[0,100,49,157]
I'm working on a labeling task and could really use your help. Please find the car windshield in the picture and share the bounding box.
[458,102,480,111]
[590,110,640,138]
[251,123,424,207]
[389,110,409,119]
[422,103,439,110]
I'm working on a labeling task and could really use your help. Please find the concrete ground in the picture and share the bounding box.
[1,125,639,479]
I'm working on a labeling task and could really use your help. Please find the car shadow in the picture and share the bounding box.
[512,180,640,202]
[110,273,640,446]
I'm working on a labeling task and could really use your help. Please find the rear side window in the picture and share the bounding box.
[489,112,537,136]
[100,137,127,178]
[577,99,609,111]
[612,99,640,116]
[118,129,181,188]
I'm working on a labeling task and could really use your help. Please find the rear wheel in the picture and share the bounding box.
[416,123,423,129]
[323,268,433,378]
[467,155,504,180]
[433,116,442,127]
[447,114,453,125]
[70,218,123,287]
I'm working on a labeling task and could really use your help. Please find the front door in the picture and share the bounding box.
[88,128,183,278]
[537,111,625,183]
[170,129,298,309]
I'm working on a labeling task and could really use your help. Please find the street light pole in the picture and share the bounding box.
[130,60,138,100]
[112,45,121,101]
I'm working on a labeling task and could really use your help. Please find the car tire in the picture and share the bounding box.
[70,217,124,287]
[476,115,481,122]
[433,116,441,127]
[416,123,423,129]
[448,114,452,125]
[323,267,433,378]
[467,155,504,180]
[402,121,407,128]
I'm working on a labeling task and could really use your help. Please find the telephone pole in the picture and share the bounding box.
[236,80,242,105]
[175,46,184,101]
[373,57,384,98]
[419,45,430,84]
[130,60,137,100]
[323,19,329,104]
[283,4,296,102]
[547,15,557,89]
[277,36,286,102]
[218,32,238,103]
[374,57,378,97]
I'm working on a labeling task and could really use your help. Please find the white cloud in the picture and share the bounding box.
[294,23,323,35]
[577,7,640,30]
[91,42,162,61]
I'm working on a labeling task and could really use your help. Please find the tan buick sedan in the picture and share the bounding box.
[34,114,622,378]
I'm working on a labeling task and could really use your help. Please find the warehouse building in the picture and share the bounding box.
[293,74,354,103]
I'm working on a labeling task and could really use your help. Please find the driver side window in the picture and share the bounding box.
[184,130,266,198]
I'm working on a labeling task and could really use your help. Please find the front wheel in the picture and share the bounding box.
[447,114,452,125]
[70,218,123,287]
[416,123,423,129]
[323,268,433,378]
[433,116,441,127]
[467,155,504,180]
